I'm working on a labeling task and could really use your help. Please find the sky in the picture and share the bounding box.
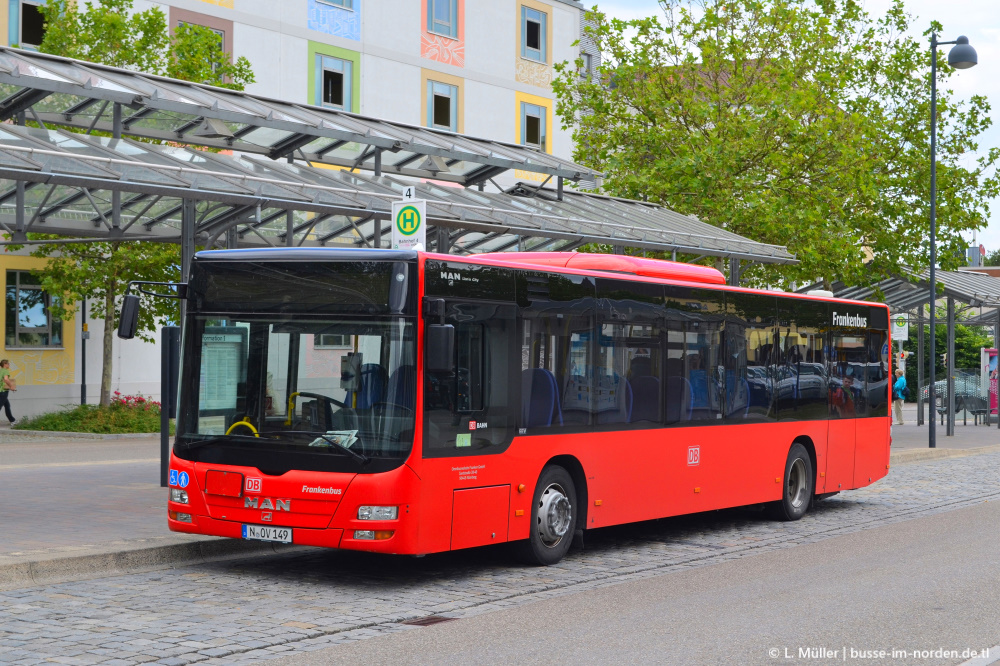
[588,0,1000,257]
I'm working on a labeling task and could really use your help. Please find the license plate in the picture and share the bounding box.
[242,524,292,543]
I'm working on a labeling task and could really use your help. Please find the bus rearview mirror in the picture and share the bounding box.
[426,324,455,373]
[117,294,141,340]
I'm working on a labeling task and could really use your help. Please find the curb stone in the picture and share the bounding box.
[0,537,308,591]
[0,429,161,440]
[890,443,1000,465]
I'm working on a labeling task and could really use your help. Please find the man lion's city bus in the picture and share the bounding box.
[124,248,890,565]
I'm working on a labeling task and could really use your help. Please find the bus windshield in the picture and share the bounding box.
[175,315,417,471]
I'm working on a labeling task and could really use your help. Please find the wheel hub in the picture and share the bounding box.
[788,458,807,509]
[537,483,572,547]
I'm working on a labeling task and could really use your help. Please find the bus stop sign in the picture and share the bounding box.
[392,186,426,251]
[891,313,908,341]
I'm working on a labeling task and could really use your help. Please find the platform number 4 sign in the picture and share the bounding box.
[687,446,700,466]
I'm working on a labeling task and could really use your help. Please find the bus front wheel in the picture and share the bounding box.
[516,465,576,566]
[768,443,814,521]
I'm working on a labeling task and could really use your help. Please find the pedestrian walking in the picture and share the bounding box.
[0,359,17,426]
[892,368,906,426]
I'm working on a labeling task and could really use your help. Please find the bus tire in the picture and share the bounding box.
[516,465,576,566]
[768,443,814,521]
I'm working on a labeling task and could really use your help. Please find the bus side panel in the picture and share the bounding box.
[853,416,891,488]
[825,419,856,493]
[417,421,833,548]
[583,421,830,526]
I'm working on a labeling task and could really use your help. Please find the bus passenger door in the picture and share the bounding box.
[825,332,862,492]
[854,329,890,487]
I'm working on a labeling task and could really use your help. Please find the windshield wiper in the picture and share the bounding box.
[176,433,281,451]
[275,430,371,465]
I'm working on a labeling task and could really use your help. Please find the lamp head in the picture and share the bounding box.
[948,36,978,69]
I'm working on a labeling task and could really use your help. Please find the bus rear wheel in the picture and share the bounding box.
[768,443,814,521]
[516,465,576,566]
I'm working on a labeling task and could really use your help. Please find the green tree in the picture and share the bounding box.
[553,0,999,288]
[23,0,255,405]
[27,240,181,406]
[36,0,255,89]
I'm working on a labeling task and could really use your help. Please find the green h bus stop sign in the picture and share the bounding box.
[392,187,426,250]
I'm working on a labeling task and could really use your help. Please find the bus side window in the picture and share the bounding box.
[776,299,829,421]
[867,329,889,418]
[423,302,517,456]
[725,293,776,422]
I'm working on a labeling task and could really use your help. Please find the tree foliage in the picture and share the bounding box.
[36,0,255,89]
[18,0,255,405]
[21,239,181,406]
[553,0,1000,288]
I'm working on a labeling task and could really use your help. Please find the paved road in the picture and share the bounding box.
[3,451,1000,665]
[0,437,167,558]
[274,498,1000,666]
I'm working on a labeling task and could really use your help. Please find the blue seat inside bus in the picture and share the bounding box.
[357,363,387,409]
[522,368,563,427]
[630,375,661,423]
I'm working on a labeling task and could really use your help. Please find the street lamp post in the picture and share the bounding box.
[928,34,977,449]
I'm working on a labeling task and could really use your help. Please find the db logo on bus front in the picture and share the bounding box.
[245,477,262,494]
[687,446,700,466]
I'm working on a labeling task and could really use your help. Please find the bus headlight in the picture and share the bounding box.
[170,488,189,504]
[358,506,397,520]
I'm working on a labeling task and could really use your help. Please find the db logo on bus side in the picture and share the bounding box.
[687,446,700,466]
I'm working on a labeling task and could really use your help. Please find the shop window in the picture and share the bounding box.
[5,270,62,348]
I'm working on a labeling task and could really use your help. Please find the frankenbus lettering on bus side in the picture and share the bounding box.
[831,311,868,327]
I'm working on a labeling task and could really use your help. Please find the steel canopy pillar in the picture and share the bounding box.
[947,296,955,436]
[436,228,450,254]
[286,210,294,247]
[728,258,741,287]
[917,305,925,426]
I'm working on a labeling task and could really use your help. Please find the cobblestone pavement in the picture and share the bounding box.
[3,452,1000,666]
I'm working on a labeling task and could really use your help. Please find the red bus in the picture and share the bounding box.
[133,248,890,565]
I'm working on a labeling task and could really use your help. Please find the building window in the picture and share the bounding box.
[581,52,594,79]
[315,54,353,110]
[427,80,458,131]
[318,0,353,9]
[5,270,62,348]
[178,21,225,72]
[521,6,546,63]
[521,102,546,150]
[315,333,351,348]
[427,0,458,39]
[19,0,46,49]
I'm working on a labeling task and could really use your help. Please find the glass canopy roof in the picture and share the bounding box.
[0,46,600,185]
[0,125,796,264]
